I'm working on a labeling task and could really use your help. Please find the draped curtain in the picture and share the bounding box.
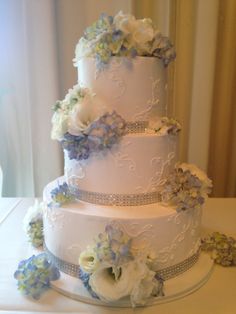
[0,0,235,197]
[0,0,131,197]
[133,0,236,197]
[0,0,62,196]
[208,0,236,196]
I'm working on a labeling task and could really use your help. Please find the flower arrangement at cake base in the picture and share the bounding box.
[77,224,164,307]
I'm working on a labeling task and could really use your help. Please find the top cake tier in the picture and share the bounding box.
[73,12,175,123]
[77,57,167,122]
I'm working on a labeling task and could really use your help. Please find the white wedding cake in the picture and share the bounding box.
[42,12,212,306]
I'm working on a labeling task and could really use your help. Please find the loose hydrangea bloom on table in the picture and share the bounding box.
[14,254,60,299]
[202,232,236,266]
[51,85,127,161]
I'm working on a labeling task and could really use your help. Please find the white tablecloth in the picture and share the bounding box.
[0,198,236,314]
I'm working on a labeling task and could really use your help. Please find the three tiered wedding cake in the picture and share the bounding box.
[23,12,213,306]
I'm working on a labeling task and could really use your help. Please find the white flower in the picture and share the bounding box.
[67,93,107,136]
[79,247,99,274]
[130,263,158,306]
[51,110,69,140]
[23,200,44,233]
[113,12,136,35]
[89,259,157,305]
[179,163,212,189]
[74,38,91,65]
[114,12,154,55]
[132,19,154,53]
[51,85,107,140]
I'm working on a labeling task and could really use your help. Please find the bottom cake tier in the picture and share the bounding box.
[43,178,210,306]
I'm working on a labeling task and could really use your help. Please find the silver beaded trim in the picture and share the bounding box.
[69,187,161,206]
[126,121,149,133]
[44,245,80,277]
[156,250,200,280]
[44,244,200,281]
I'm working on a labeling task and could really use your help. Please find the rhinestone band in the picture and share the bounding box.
[69,187,161,206]
[44,245,80,277]
[44,244,200,281]
[126,121,149,133]
[156,250,200,280]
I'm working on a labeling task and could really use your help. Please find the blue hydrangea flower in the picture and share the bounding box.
[153,274,165,297]
[78,268,99,299]
[14,253,60,299]
[27,219,44,248]
[50,182,75,206]
[78,224,166,305]
[61,111,126,161]
[201,232,236,266]
[152,35,176,66]
[94,224,133,267]
[23,200,44,248]
[62,133,90,160]
[84,13,113,41]
[160,164,212,211]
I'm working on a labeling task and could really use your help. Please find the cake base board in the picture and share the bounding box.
[50,253,214,307]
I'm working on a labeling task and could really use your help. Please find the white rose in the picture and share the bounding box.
[67,93,107,136]
[114,12,154,55]
[133,19,154,43]
[89,259,156,305]
[113,11,136,35]
[51,111,69,140]
[74,38,92,65]
[130,263,157,306]
[79,247,99,274]
[23,200,44,233]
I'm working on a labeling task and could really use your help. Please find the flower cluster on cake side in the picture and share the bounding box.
[160,163,212,212]
[23,200,44,248]
[78,223,164,306]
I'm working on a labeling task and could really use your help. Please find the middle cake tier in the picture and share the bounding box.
[64,133,178,197]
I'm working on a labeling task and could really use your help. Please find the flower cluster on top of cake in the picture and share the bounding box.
[74,11,176,69]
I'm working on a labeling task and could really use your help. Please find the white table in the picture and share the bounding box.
[0,198,235,314]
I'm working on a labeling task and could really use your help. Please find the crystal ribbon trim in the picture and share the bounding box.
[69,187,161,206]
[44,244,200,281]
[125,121,149,133]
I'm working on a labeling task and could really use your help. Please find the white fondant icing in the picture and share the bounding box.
[42,54,208,302]
[64,133,178,194]
[77,57,167,121]
[43,179,201,271]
